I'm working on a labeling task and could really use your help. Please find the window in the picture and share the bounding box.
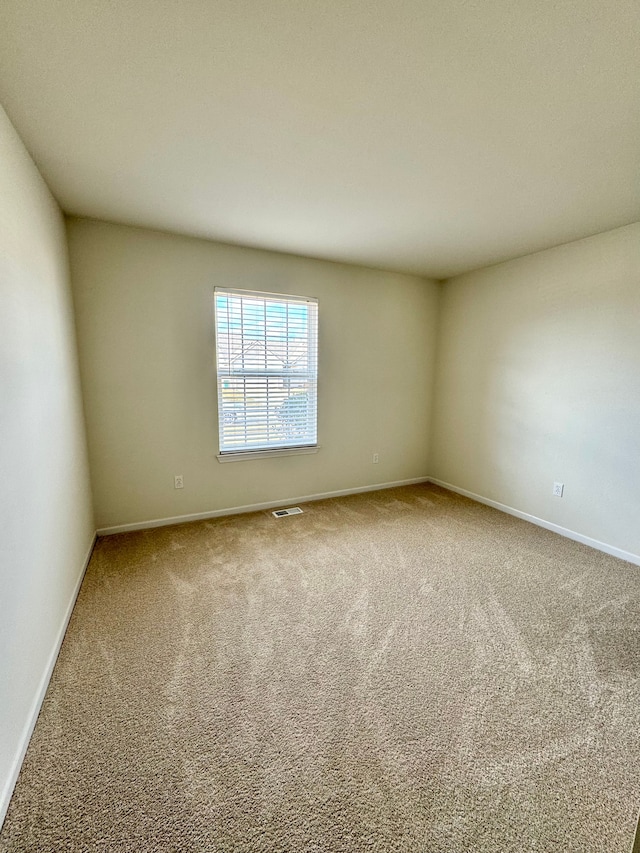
[214,288,318,459]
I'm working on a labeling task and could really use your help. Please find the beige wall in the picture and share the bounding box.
[67,218,439,530]
[431,222,640,558]
[0,107,94,818]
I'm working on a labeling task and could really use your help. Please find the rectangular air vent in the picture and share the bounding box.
[272,507,304,518]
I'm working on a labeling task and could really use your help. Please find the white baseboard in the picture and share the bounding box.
[0,533,97,829]
[428,478,640,567]
[96,477,431,535]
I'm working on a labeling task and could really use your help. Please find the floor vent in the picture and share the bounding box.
[272,507,304,518]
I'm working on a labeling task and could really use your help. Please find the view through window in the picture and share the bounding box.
[214,288,318,455]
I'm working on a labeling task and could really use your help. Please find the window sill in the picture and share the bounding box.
[216,445,319,463]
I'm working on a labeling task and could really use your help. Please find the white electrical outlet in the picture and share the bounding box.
[553,481,564,497]
[174,474,184,489]
[372,453,379,464]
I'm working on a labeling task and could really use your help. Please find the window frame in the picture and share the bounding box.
[213,287,319,462]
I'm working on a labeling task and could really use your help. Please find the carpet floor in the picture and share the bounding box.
[1,484,639,852]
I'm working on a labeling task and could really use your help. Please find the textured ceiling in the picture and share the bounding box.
[0,0,638,278]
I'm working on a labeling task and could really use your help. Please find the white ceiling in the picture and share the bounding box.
[1,1,638,278]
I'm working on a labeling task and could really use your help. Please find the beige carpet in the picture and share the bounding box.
[2,484,639,852]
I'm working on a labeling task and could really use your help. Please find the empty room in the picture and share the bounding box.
[1,1,639,851]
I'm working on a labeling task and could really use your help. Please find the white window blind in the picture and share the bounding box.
[214,288,318,455]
